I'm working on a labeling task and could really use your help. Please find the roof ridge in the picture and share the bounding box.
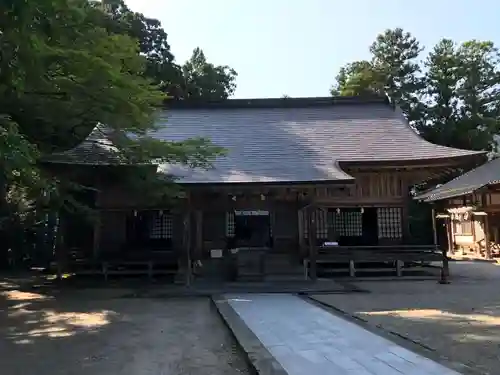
[163,95,389,110]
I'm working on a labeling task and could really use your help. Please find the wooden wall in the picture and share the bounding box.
[94,169,410,256]
[309,171,408,206]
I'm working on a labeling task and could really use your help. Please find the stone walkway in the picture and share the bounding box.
[225,294,461,375]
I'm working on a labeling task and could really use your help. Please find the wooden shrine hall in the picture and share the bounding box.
[44,96,485,281]
[416,157,500,260]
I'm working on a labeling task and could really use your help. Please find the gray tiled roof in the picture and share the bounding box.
[154,99,483,183]
[42,125,124,165]
[415,157,500,202]
[45,97,485,184]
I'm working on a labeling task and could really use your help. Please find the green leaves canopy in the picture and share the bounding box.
[0,0,232,228]
[97,0,237,100]
[331,28,500,152]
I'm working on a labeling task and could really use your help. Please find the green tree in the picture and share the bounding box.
[418,39,500,151]
[331,28,423,121]
[369,28,423,116]
[182,47,237,100]
[97,0,237,100]
[0,0,225,266]
[330,61,382,96]
[330,28,500,152]
[95,0,184,95]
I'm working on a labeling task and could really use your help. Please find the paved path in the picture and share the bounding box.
[225,294,461,375]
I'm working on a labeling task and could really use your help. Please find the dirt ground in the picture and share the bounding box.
[0,282,250,375]
[312,262,500,375]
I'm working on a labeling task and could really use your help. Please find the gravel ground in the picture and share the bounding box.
[311,262,500,375]
[0,284,250,375]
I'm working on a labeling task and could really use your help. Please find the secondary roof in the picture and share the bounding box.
[415,157,500,202]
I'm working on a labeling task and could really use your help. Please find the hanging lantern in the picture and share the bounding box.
[159,210,163,217]
[360,207,364,214]
[133,210,137,217]
[232,195,237,201]
[336,208,341,214]
[260,194,266,201]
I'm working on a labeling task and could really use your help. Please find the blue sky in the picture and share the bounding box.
[126,0,499,99]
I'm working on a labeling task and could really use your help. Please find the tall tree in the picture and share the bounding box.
[418,39,500,151]
[331,28,500,152]
[369,28,423,117]
[96,0,184,95]
[330,61,382,96]
[182,48,237,100]
[0,0,224,265]
[331,28,423,121]
[97,0,237,100]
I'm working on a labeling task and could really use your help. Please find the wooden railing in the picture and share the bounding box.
[303,245,444,278]
[62,249,179,281]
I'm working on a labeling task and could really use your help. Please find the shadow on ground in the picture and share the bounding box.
[311,262,500,375]
[0,275,250,375]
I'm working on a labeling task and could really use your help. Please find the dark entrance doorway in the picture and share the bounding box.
[362,208,379,245]
[234,210,271,247]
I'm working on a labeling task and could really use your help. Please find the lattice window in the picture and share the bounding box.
[149,211,173,239]
[226,211,235,237]
[327,210,336,237]
[337,211,363,236]
[316,209,328,238]
[303,209,328,238]
[377,207,402,239]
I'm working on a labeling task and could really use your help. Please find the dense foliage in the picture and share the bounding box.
[331,28,500,152]
[0,0,236,267]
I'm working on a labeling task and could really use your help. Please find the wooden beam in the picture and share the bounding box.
[308,205,317,281]
[195,210,203,261]
[298,208,305,255]
[183,194,192,286]
[431,207,438,248]
[401,179,410,242]
[440,217,452,284]
[448,216,455,254]
[472,213,478,256]
[485,214,492,259]
[481,192,492,260]
[93,212,101,259]
[55,214,65,281]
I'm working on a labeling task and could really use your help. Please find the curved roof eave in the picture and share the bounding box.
[415,157,500,202]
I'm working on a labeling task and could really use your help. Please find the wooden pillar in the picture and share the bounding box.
[448,215,455,254]
[445,218,452,254]
[485,214,492,259]
[401,180,411,243]
[93,211,101,259]
[301,208,308,279]
[55,214,65,280]
[472,214,478,256]
[308,205,317,281]
[182,194,193,286]
[298,208,304,256]
[195,210,203,261]
[480,193,492,259]
[431,207,438,249]
[440,217,452,284]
